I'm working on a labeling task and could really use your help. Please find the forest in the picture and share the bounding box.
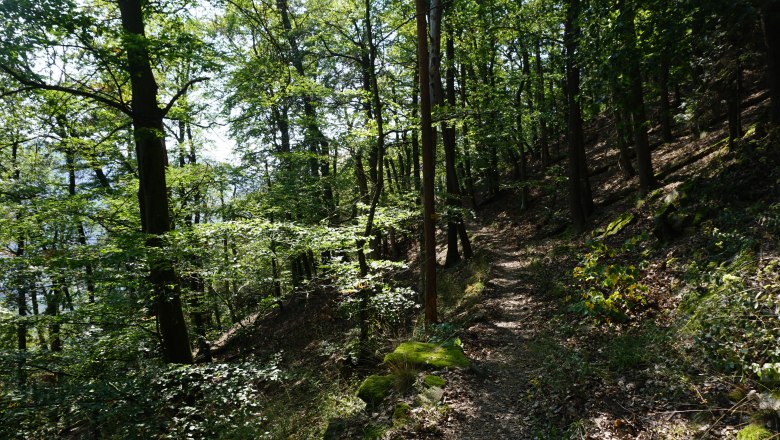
[1,0,779,438]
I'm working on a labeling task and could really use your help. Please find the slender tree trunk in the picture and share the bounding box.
[356,0,389,359]
[11,141,27,385]
[62,141,97,304]
[459,63,478,210]
[46,284,63,353]
[516,89,530,210]
[728,53,743,150]
[565,0,587,232]
[618,0,656,194]
[417,0,438,323]
[433,26,463,268]
[659,51,674,141]
[276,0,332,212]
[761,1,780,124]
[535,41,550,167]
[118,0,192,364]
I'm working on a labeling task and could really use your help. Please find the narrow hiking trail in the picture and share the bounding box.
[439,216,573,439]
[441,227,543,438]
[433,91,776,439]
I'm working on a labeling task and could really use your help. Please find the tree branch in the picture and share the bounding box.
[161,77,209,116]
[0,64,132,115]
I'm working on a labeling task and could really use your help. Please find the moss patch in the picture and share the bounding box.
[737,424,773,440]
[392,402,412,427]
[357,375,394,407]
[601,212,635,238]
[423,375,446,388]
[384,342,470,369]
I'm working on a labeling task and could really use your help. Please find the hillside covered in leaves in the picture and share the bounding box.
[1,0,779,438]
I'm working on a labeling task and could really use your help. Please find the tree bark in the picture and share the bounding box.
[276,0,332,212]
[535,41,550,167]
[416,0,438,323]
[659,51,674,142]
[761,1,780,124]
[565,0,588,232]
[618,0,656,194]
[118,0,193,364]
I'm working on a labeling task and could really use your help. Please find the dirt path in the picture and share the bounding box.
[440,220,565,439]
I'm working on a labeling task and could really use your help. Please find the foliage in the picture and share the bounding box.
[569,239,649,322]
[683,246,780,375]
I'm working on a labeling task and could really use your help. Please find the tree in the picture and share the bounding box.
[416,0,437,323]
[616,0,657,194]
[564,0,592,232]
[0,0,207,363]
[760,0,780,124]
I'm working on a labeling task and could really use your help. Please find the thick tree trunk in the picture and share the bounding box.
[118,0,193,364]
[565,0,588,232]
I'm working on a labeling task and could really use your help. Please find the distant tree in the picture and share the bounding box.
[0,0,208,363]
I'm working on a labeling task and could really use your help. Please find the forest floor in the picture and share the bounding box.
[207,87,779,439]
[392,87,779,439]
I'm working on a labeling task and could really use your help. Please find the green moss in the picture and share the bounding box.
[423,375,446,388]
[601,212,635,238]
[384,342,470,369]
[737,424,773,440]
[356,375,394,406]
[392,402,412,427]
[728,386,747,402]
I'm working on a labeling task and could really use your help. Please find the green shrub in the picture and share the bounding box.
[569,241,648,322]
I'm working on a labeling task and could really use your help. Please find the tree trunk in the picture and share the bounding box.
[659,51,674,142]
[535,41,550,167]
[728,54,743,150]
[565,0,587,232]
[761,1,780,124]
[618,0,656,194]
[416,0,438,323]
[434,27,463,268]
[118,0,193,364]
[276,0,332,213]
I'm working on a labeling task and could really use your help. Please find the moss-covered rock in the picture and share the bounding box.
[357,374,394,407]
[737,424,773,440]
[423,374,446,388]
[392,402,412,427]
[414,385,445,406]
[384,342,470,369]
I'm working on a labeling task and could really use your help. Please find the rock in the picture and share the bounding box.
[423,374,446,388]
[415,386,445,406]
[759,391,780,412]
[392,402,412,427]
[357,374,394,407]
[652,204,689,242]
[384,341,470,369]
